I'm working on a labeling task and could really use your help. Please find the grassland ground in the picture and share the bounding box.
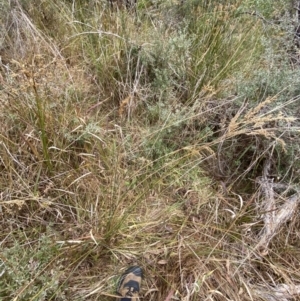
[1,0,300,300]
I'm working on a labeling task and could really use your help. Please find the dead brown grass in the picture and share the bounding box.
[1,1,300,301]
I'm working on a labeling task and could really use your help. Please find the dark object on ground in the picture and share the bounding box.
[116,266,143,301]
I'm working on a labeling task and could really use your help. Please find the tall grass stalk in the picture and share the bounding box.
[32,77,52,171]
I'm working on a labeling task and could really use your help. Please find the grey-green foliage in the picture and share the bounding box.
[0,1,11,50]
[1,234,64,301]
[127,28,191,102]
[141,101,186,160]
[236,23,300,104]
[237,66,300,103]
[239,0,292,18]
[151,31,190,93]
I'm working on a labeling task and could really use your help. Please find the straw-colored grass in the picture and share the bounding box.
[1,0,300,300]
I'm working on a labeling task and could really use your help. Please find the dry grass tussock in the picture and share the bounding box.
[1,0,300,300]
